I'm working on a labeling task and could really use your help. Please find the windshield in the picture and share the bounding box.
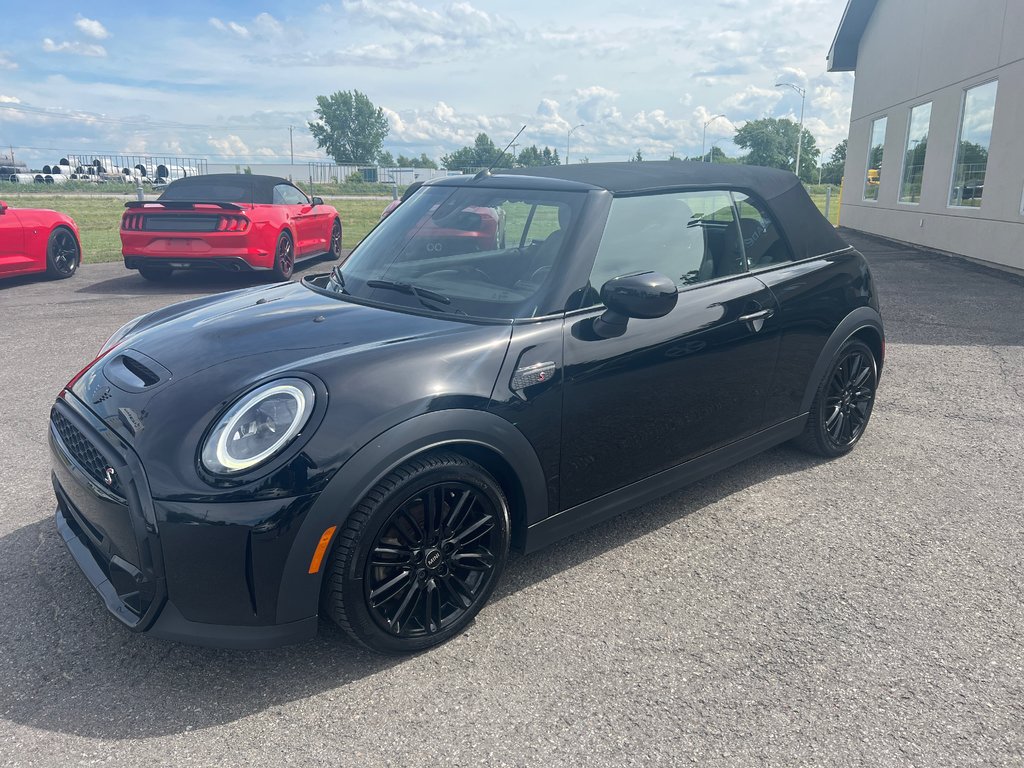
[309,184,586,320]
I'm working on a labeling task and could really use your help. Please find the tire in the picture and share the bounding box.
[322,452,511,654]
[272,231,294,281]
[329,219,342,260]
[137,265,173,282]
[795,338,878,457]
[45,227,80,279]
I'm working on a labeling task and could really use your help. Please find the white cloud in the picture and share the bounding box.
[207,134,251,157]
[253,13,284,37]
[41,38,107,57]
[0,51,18,70]
[209,18,251,38]
[74,15,110,40]
[0,95,21,103]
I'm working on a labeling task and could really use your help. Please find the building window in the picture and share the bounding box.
[898,103,931,204]
[863,117,886,201]
[949,80,998,208]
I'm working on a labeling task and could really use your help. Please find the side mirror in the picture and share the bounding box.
[0,201,7,215]
[593,272,678,338]
[311,196,324,206]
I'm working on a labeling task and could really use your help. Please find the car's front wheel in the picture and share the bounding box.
[322,452,511,654]
[329,219,342,259]
[46,227,80,279]
[272,231,294,281]
[796,338,878,457]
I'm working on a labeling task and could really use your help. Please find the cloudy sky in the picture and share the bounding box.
[0,0,855,167]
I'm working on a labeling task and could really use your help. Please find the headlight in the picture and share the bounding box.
[201,378,316,475]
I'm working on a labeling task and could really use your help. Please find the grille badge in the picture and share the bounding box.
[103,467,117,487]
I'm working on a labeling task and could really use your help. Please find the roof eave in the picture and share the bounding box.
[827,0,878,72]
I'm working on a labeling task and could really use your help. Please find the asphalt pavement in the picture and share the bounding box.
[0,236,1021,767]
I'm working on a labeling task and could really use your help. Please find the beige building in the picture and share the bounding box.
[829,0,1024,272]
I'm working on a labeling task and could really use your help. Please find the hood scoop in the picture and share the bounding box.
[103,350,172,393]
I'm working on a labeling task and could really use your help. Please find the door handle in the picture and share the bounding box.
[737,308,774,323]
[737,307,774,333]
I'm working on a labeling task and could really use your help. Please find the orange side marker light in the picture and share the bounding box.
[308,526,337,574]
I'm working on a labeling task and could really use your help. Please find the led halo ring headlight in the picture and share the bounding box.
[201,378,316,475]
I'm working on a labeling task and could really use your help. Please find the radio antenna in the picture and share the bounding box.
[475,125,526,180]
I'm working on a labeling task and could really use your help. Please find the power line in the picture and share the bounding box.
[0,102,308,131]
[5,144,331,162]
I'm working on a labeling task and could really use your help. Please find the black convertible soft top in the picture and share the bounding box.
[159,174,299,206]
[497,161,849,261]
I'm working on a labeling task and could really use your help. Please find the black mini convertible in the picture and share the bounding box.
[49,162,883,653]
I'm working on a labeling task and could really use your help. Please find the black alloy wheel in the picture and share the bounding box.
[46,227,80,279]
[322,452,510,654]
[329,219,342,259]
[138,265,173,282]
[272,231,294,280]
[796,338,877,457]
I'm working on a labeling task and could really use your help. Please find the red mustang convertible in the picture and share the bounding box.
[120,174,342,281]
[0,200,81,280]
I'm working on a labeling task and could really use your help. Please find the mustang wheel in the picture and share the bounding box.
[138,265,173,282]
[329,219,342,259]
[46,227,80,279]
[322,452,510,654]
[797,338,877,457]
[272,231,294,281]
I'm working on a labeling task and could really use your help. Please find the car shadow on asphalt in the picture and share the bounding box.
[70,255,345,298]
[0,443,819,740]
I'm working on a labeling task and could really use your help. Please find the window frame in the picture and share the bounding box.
[863,116,887,202]
[897,101,932,206]
[947,78,998,210]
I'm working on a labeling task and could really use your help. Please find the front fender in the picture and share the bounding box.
[274,408,547,624]
[800,306,885,413]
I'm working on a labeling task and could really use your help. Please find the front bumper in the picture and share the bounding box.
[49,393,321,649]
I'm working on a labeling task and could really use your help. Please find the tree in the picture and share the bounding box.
[734,117,820,182]
[821,139,847,184]
[517,145,561,166]
[440,133,503,169]
[308,90,390,164]
[395,153,438,169]
[378,150,396,167]
[631,149,644,162]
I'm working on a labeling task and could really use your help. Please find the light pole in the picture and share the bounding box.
[566,124,584,165]
[775,82,806,178]
[702,114,726,162]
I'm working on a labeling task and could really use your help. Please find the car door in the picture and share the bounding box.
[274,184,317,256]
[0,204,28,277]
[559,189,781,510]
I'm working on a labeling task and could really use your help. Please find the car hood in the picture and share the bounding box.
[71,280,515,498]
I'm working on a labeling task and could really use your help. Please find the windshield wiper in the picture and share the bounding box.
[328,265,349,294]
[366,279,453,310]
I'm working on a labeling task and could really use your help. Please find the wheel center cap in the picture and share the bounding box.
[424,548,443,570]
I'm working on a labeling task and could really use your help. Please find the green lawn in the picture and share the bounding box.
[0,194,387,263]
[805,184,842,226]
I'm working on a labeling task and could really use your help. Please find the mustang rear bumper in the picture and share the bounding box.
[123,255,270,272]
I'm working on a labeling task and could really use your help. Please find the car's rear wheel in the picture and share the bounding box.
[329,219,342,259]
[796,338,877,457]
[46,227,80,279]
[322,452,510,654]
[272,231,294,280]
[138,265,173,282]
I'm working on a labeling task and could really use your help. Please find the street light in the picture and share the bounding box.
[702,114,726,162]
[775,82,806,178]
[566,124,584,165]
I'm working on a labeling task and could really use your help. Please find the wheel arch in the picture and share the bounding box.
[800,307,885,413]
[274,408,547,624]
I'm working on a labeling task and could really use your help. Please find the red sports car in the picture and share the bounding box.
[120,174,342,281]
[0,200,81,280]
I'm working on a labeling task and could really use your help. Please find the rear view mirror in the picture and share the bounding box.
[593,272,678,338]
[0,201,7,215]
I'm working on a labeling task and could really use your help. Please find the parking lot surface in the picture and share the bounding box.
[1,236,1022,767]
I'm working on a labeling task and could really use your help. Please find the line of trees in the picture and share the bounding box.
[307,89,849,181]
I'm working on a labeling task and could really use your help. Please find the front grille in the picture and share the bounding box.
[51,410,123,495]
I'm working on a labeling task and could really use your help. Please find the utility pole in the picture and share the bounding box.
[289,125,294,180]
[775,82,806,179]
[702,115,726,162]
[567,124,584,165]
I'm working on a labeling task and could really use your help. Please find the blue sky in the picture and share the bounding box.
[0,1,855,167]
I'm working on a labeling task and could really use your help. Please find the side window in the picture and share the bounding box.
[274,184,308,205]
[864,117,887,201]
[731,193,792,268]
[589,190,745,292]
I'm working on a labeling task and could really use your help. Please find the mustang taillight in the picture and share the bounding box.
[216,215,250,232]
[122,213,144,230]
